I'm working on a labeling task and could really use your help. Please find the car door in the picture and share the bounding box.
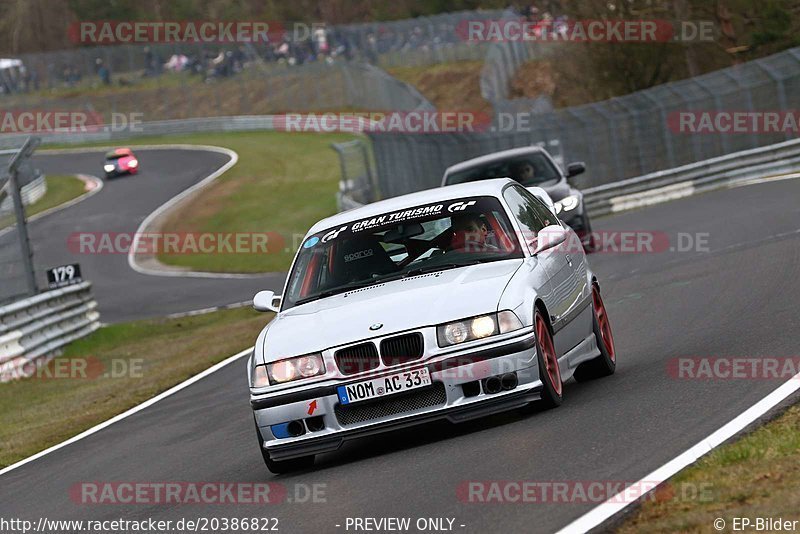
[503,185,585,357]
[502,184,561,336]
[523,186,591,356]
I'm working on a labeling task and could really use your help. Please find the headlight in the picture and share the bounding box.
[442,321,470,345]
[128,159,138,168]
[264,353,325,385]
[437,311,524,347]
[554,194,579,214]
[103,164,115,172]
[251,364,270,388]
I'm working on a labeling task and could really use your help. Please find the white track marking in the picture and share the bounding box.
[120,145,263,279]
[555,369,800,534]
[42,144,266,279]
[165,300,252,319]
[0,346,253,477]
[610,181,695,213]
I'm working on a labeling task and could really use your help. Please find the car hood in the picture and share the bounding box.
[258,259,523,363]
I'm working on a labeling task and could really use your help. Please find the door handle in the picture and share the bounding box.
[565,254,573,266]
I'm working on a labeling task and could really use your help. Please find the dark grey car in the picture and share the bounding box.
[442,146,596,251]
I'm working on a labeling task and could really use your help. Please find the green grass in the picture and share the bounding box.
[43,130,359,273]
[155,131,359,272]
[618,404,800,532]
[0,306,270,468]
[28,175,87,217]
[0,174,86,230]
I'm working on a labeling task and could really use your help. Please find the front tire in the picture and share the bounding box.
[534,309,563,408]
[254,421,314,474]
[574,283,616,382]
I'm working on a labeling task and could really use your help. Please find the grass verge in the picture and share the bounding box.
[0,306,269,468]
[619,403,800,532]
[28,175,88,218]
[0,174,86,230]
[155,131,358,273]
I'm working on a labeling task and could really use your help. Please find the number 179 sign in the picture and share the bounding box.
[47,263,82,289]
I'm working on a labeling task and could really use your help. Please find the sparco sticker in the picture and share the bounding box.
[344,249,374,262]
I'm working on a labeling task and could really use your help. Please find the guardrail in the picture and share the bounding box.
[0,281,101,382]
[0,64,433,146]
[0,116,291,145]
[0,175,46,215]
[337,137,800,217]
[583,137,800,217]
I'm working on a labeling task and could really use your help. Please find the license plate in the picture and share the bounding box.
[337,368,431,405]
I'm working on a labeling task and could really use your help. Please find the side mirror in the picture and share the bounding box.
[253,290,281,313]
[566,162,586,178]
[532,225,569,254]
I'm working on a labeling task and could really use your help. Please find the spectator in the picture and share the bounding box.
[96,58,111,85]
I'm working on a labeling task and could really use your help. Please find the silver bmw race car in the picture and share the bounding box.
[248,178,616,473]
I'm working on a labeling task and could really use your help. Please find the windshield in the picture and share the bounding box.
[282,196,523,310]
[445,153,561,187]
[105,150,131,160]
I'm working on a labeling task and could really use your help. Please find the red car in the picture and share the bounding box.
[103,148,139,178]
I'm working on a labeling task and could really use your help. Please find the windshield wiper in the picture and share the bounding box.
[400,260,484,278]
[294,279,381,306]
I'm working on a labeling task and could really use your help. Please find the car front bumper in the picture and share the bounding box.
[251,330,542,461]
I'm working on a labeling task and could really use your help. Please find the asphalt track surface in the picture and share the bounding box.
[8,149,285,323]
[2,171,800,533]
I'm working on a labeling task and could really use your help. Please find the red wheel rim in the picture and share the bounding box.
[536,314,562,396]
[592,285,616,362]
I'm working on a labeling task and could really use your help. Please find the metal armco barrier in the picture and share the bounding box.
[583,137,800,217]
[356,45,800,203]
[0,175,46,215]
[1,138,42,302]
[4,59,434,123]
[0,281,101,383]
[0,62,433,146]
[337,137,800,219]
[0,116,290,145]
